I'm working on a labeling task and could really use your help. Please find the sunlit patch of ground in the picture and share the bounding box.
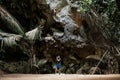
[0,74,120,80]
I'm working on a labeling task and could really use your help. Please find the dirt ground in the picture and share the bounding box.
[0,74,120,80]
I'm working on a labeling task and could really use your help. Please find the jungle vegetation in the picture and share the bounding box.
[0,0,120,74]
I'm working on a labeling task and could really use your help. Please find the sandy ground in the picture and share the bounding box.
[0,74,120,80]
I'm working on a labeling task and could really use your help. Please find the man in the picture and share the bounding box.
[55,56,61,74]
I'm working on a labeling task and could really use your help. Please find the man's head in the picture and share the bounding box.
[56,55,61,61]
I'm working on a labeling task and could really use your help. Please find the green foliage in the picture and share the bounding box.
[0,0,43,31]
[77,0,120,46]
[0,31,22,47]
[94,0,120,45]
[77,0,92,13]
[0,5,43,48]
[25,26,43,41]
[3,36,17,47]
[0,6,24,35]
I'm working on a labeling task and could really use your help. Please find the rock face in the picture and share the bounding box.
[45,0,87,48]
[0,0,119,74]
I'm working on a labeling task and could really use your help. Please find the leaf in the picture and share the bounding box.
[25,26,42,40]
[25,28,38,40]
[86,55,101,61]
[0,31,22,46]
[0,6,24,35]
[0,32,17,37]
[3,35,22,47]
[3,37,16,46]
[37,59,48,66]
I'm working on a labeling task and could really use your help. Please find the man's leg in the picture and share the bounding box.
[58,68,61,74]
[55,68,58,74]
